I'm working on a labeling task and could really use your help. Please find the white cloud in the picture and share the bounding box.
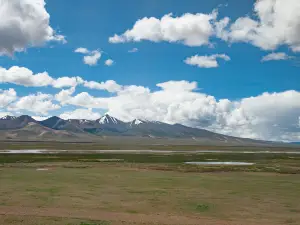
[50,34,67,44]
[0,112,13,118]
[215,17,230,40]
[1,80,299,141]
[184,54,230,68]
[75,48,102,66]
[0,88,17,108]
[0,66,83,88]
[0,0,65,56]
[109,11,219,46]
[0,66,53,87]
[67,92,109,109]
[261,52,291,62]
[109,35,126,44]
[84,80,122,93]
[60,108,101,120]
[32,116,50,121]
[83,50,101,66]
[55,80,300,142]
[109,0,300,52]
[55,87,76,104]
[52,76,84,88]
[218,0,300,52]
[105,59,114,66]
[157,80,197,92]
[128,48,138,53]
[8,93,60,115]
[74,47,89,54]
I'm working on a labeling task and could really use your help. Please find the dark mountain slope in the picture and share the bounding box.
[0,114,283,145]
[0,115,36,130]
[39,116,84,133]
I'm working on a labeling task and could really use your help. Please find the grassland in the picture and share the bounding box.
[0,140,298,151]
[1,151,300,225]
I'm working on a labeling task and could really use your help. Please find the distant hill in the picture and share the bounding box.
[40,116,84,133]
[0,115,36,129]
[0,114,283,146]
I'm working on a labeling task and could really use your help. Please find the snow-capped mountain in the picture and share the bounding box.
[130,119,145,126]
[0,114,276,145]
[0,115,17,120]
[129,119,164,126]
[98,114,123,125]
[95,114,127,133]
[0,115,36,129]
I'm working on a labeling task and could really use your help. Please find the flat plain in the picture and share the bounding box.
[1,150,300,225]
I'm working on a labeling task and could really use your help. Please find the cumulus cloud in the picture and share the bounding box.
[261,52,292,62]
[67,92,109,109]
[128,48,138,53]
[50,34,67,44]
[0,112,14,118]
[157,80,197,91]
[55,87,76,104]
[109,0,300,52]
[0,80,299,141]
[105,59,114,66]
[218,0,300,52]
[109,11,219,46]
[74,48,101,66]
[54,80,300,142]
[60,108,101,120]
[0,66,53,87]
[0,66,83,88]
[8,93,60,115]
[0,0,66,56]
[184,54,230,68]
[84,80,122,93]
[32,116,50,121]
[52,76,84,88]
[0,88,17,108]
[74,47,89,54]
[83,50,101,66]
[0,66,126,93]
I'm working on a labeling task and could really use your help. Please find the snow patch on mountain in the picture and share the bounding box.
[79,119,90,124]
[98,114,119,124]
[0,115,17,120]
[130,118,164,126]
[130,119,144,126]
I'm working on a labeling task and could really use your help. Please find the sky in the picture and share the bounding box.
[0,0,300,142]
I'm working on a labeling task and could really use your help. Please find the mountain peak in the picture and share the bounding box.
[130,119,145,126]
[134,119,144,125]
[98,114,120,124]
[40,116,66,130]
[48,116,62,121]
[0,115,17,120]
[0,114,273,145]
[129,118,165,127]
[16,115,36,123]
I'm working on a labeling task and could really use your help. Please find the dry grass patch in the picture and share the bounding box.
[1,163,300,225]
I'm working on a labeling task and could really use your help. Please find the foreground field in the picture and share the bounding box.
[1,152,300,225]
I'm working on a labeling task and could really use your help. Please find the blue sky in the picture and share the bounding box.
[0,0,299,141]
[2,0,299,99]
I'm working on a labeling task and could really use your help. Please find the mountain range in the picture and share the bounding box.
[0,114,277,145]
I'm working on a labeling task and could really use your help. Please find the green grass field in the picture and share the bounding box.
[1,152,300,225]
[0,140,298,151]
